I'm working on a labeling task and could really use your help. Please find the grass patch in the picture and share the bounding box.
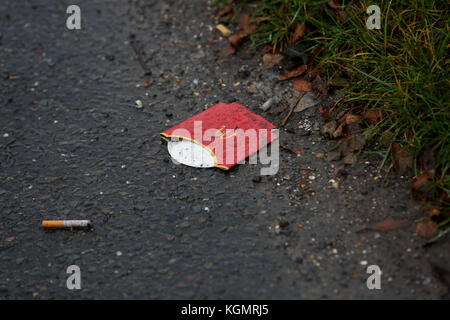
[215,0,449,227]
[218,1,449,188]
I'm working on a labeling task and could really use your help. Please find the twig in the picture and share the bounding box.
[280,144,304,154]
[129,35,152,76]
[280,92,304,127]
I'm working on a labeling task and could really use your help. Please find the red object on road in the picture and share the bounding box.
[161,102,278,170]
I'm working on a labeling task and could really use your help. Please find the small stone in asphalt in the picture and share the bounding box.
[252,176,261,183]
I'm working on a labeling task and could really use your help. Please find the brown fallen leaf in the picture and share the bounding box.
[346,122,363,135]
[280,144,304,155]
[343,152,357,165]
[278,65,308,81]
[38,195,50,200]
[238,15,258,37]
[293,78,312,92]
[415,220,438,239]
[224,15,259,52]
[332,124,343,138]
[219,43,236,56]
[337,134,366,157]
[411,172,433,200]
[216,3,233,19]
[291,23,307,44]
[318,105,330,119]
[344,113,362,125]
[325,150,340,162]
[238,15,250,30]
[335,109,349,122]
[327,0,346,19]
[391,142,413,174]
[143,81,151,88]
[228,33,242,48]
[333,163,346,176]
[364,109,381,125]
[321,120,337,138]
[262,53,284,69]
[327,0,339,9]
[429,208,440,217]
[333,113,362,138]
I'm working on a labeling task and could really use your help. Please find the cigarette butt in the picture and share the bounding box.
[42,220,91,228]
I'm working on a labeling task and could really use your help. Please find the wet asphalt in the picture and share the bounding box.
[0,0,448,299]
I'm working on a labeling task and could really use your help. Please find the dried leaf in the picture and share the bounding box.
[228,33,242,48]
[343,152,357,165]
[391,143,413,174]
[318,105,330,119]
[415,220,438,239]
[225,15,259,51]
[344,113,362,125]
[238,15,250,30]
[293,78,312,92]
[320,120,337,138]
[333,163,346,176]
[291,23,307,44]
[429,208,440,217]
[325,150,340,162]
[338,134,366,156]
[332,124,343,138]
[216,3,233,19]
[278,65,308,81]
[220,43,236,56]
[411,172,434,201]
[412,173,433,192]
[262,54,284,69]
[364,109,380,125]
[327,0,339,9]
[238,15,258,37]
[327,0,346,19]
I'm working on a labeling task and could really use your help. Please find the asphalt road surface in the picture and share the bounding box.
[0,0,448,299]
